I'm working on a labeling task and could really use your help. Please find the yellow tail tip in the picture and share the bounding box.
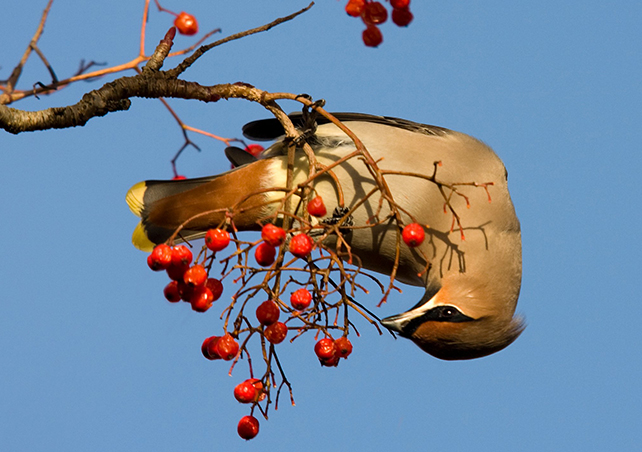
[132,222,156,252]
[126,181,147,217]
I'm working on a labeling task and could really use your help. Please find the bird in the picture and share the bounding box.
[126,112,524,360]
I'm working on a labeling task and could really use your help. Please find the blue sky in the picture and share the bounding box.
[2,1,641,451]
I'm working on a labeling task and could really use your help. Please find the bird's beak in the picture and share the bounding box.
[380,313,407,334]
[380,292,438,335]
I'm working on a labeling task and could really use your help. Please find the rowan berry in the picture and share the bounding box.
[402,223,425,247]
[391,0,410,8]
[214,333,239,360]
[163,280,181,303]
[392,6,413,27]
[307,195,327,217]
[171,245,192,267]
[289,233,313,258]
[148,244,172,270]
[345,0,365,17]
[190,286,214,312]
[205,228,230,252]
[362,25,383,47]
[174,11,198,35]
[201,336,221,360]
[261,224,286,246]
[237,415,259,440]
[290,288,312,311]
[264,322,288,344]
[334,336,353,358]
[256,301,280,326]
[184,264,207,287]
[205,278,223,301]
[166,262,189,281]
[254,242,276,266]
[314,338,336,361]
[177,281,194,302]
[234,380,257,404]
[363,1,388,24]
[248,379,266,402]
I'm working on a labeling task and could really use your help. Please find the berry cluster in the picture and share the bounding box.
[145,189,427,440]
[345,0,414,47]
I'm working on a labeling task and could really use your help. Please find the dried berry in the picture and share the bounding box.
[362,25,383,47]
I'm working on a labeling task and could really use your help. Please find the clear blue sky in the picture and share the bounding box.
[2,1,641,451]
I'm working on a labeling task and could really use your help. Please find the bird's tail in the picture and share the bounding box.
[126,160,275,251]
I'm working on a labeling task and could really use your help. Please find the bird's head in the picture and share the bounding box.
[381,282,525,360]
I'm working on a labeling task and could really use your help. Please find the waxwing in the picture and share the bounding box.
[126,113,524,360]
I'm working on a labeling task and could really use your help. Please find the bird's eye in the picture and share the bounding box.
[431,306,474,322]
[440,307,456,318]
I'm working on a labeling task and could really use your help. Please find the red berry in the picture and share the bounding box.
[166,262,189,281]
[256,300,280,326]
[321,354,340,367]
[234,380,257,403]
[345,0,365,17]
[392,6,413,27]
[307,195,327,217]
[177,281,194,302]
[205,229,230,252]
[244,144,264,157]
[290,288,312,311]
[390,0,410,8]
[315,338,336,360]
[214,333,239,360]
[254,242,276,267]
[163,280,181,303]
[174,11,198,35]
[171,245,192,267]
[261,224,286,246]
[148,244,172,270]
[201,336,221,360]
[248,379,266,402]
[190,286,214,312]
[184,264,207,287]
[289,233,313,258]
[363,1,388,24]
[205,278,223,301]
[237,415,259,440]
[402,223,425,247]
[264,322,288,344]
[334,336,353,358]
[362,25,383,47]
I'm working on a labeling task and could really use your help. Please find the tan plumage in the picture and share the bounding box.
[127,113,524,360]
